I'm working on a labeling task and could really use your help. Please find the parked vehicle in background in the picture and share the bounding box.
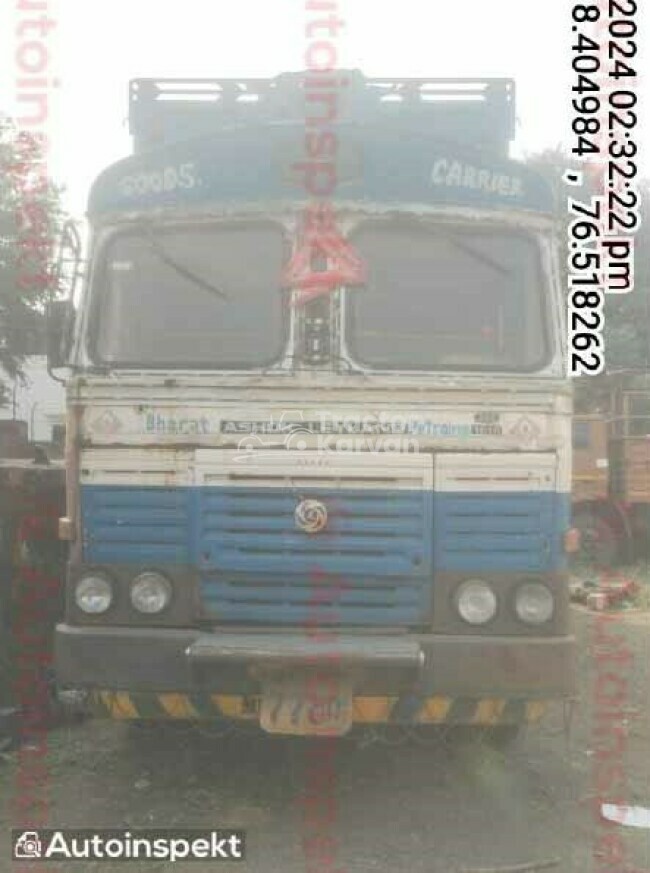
[572,372,650,566]
[0,424,66,747]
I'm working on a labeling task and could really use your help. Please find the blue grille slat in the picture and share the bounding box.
[201,552,421,576]
[84,489,187,509]
[201,580,422,606]
[201,532,424,552]
[89,525,187,544]
[199,493,423,516]
[437,495,551,514]
[88,542,190,564]
[203,515,419,534]
[436,553,550,572]
[442,515,546,534]
[442,534,547,552]
[88,508,188,525]
[202,602,423,625]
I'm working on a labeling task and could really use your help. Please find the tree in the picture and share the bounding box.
[0,118,66,406]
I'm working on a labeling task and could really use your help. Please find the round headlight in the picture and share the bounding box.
[130,572,172,615]
[456,579,498,626]
[515,582,554,625]
[75,575,113,615]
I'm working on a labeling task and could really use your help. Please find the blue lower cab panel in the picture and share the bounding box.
[81,486,192,564]
[81,485,568,625]
[434,492,570,573]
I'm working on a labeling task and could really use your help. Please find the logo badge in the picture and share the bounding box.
[509,416,541,445]
[294,499,328,534]
[90,410,123,436]
[13,831,43,860]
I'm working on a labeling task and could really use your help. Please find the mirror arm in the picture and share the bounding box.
[47,219,83,380]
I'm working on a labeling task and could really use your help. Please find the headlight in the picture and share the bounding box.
[130,572,172,615]
[455,579,497,626]
[75,575,113,615]
[515,582,554,625]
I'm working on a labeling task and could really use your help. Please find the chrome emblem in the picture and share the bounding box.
[294,499,328,534]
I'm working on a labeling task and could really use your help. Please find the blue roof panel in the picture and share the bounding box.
[88,125,555,217]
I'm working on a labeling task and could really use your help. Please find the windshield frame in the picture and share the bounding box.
[85,219,291,371]
[341,217,553,375]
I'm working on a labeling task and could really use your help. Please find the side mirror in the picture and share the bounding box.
[46,299,74,371]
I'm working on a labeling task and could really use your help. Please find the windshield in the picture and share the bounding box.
[92,223,286,367]
[346,222,548,371]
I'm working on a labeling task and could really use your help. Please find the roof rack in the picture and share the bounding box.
[129,72,516,156]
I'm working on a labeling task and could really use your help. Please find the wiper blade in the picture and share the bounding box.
[440,233,514,278]
[140,225,230,302]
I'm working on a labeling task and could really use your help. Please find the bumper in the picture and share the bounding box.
[55,624,575,725]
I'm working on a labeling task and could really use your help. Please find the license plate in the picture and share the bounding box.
[260,673,353,736]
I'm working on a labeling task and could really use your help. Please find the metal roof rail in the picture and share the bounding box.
[129,72,516,156]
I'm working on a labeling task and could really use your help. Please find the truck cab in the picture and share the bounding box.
[54,73,575,737]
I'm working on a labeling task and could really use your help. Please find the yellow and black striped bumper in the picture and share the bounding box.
[91,691,549,726]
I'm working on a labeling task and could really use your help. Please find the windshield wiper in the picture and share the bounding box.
[439,233,514,278]
[139,225,230,302]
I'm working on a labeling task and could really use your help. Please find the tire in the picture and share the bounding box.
[571,509,619,568]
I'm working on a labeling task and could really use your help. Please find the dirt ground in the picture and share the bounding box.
[0,604,648,873]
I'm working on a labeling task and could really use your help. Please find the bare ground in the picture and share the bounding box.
[0,604,648,873]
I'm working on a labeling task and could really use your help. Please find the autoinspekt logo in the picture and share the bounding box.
[12,829,245,863]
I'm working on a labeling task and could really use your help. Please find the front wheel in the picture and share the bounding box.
[571,509,620,568]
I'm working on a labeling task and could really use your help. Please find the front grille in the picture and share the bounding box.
[196,451,433,625]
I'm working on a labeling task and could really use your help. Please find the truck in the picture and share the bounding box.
[50,72,575,741]
[572,372,650,566]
